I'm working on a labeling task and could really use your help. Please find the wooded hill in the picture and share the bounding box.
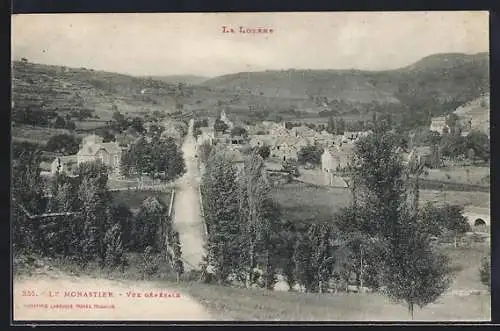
[201,53,489,125]
[202,52,488,105]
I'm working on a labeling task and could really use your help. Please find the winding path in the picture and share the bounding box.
[172,119,206,270]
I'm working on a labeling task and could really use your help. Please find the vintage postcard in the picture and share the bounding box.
[11,12,490,322]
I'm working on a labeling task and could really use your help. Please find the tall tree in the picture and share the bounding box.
[350,130,452,318]
[201,149,240,284]
[45,134,81,155]
[297,145,323,166]
[238,152,281,289]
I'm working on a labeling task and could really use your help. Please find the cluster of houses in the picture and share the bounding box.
[196,111,376,187]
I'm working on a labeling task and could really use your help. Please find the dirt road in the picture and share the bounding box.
[172,119,206,270]
[13,273,212,321]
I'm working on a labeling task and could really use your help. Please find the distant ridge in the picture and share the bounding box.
[201,52,489,105]
[144,75,210,85]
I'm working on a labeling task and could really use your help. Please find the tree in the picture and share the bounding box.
[465,131,490,162]
[351,130,452,318]
[281,158,300,181]
[201,149,241,284]
[237,152,281,289]
[231,126,248,137]
[45,134,81,155]
[121,136,186,181]
[479,257,491,292]
[76,161,113,266]
[12,144,45,253]
[383,226,452,319]
[419,203,470,246]
[109,203,134,249]
[256,145,270,160]
[198,141,214,164]
[327,117,336,134]
[430,144,442,169]
[104,223,127,269]
[129,117,145,134]
[54,116,67,129]
[214,118,229,134]
[171,231,184,283]
[440,134,466,159]
[112,110,127,131]
[297,145,323,166]
[142,245,161,278]
[336,118,346,135]
[293,232,314,292]
[133,197,168,252]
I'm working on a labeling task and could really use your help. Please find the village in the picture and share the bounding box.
[11,12,491,322]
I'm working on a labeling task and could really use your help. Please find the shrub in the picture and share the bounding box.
[143,246,161,278]
[104,224,128,270]
[479,257,490,292]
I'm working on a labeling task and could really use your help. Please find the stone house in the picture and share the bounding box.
[271,136,309,161]
[76,135,122,176]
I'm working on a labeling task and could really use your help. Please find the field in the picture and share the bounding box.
[419,189,490,209]
[272,179,490,225]
[178,282,489,321]
[75,120,109,131]
[110,189,173,211]
[272,181,351,223]
[442,242,490,292]
[12,125,73,144]
[424,166,490,187]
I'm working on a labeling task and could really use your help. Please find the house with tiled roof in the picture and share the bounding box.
[271,135,309,161]
[76,135,122,176]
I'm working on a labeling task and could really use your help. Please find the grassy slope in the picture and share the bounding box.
[12,61,179,120]
[15,242,489,321]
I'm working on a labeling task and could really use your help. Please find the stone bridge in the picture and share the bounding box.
[462,206,490,227]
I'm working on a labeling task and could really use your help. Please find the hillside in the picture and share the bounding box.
[202,53,488,103]
[453,93,490,134]
[201,52,489,122]
[12,61,180,121]
[145,75,210,85]
[11,52,489,128]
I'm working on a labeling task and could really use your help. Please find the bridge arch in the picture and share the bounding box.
[474,218,486,226]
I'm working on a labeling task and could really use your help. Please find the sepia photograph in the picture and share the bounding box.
[11,11,490,322]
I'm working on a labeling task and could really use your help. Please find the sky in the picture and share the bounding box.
[12,11,489,77]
